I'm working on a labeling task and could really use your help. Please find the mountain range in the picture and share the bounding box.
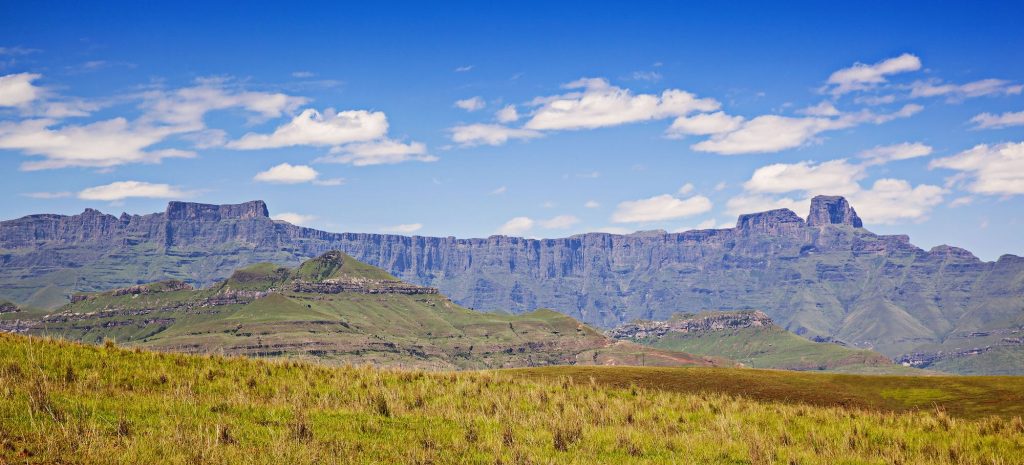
[1,195,1021,372]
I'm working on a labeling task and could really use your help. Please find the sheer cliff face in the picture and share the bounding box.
[1,196,1021,356]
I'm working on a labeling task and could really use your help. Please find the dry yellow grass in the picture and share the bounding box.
[1,334,1022,464]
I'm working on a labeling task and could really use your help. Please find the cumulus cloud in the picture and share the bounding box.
[859,142,933,165]
[318,139,437,166]
[930,142,1024,195]
[824,53,922,96]
[730,155,946,224]
[141,81,307,131]
[666,111,744,137]
[744,159,864,195]
[848,179,945,223]
[523,78,720,131]
[677,183,695,195]
[382,223,423,234]
[497,216,535,235]
[540,215,580,229]
[611,194,712,223]
[253,163,320,184]
[0,118,195,170]
[272,212,316,226]
[449,123,542,146]
[798,101,841,117]
[584,200,600,208]
[77,181,189,201]
[495,104,519,123]
[229,108,388,149]
[0,73,43,107]
[910,78,1022,101]
[690,104,921,155]
[970,111,1024,130]
[455,96,485,112]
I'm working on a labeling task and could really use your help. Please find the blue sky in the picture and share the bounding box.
[1,1,1022,260]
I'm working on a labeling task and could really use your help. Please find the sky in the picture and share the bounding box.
[1,1,1022,260]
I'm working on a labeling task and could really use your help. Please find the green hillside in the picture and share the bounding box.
[612,311,913,373]
[23,252,720,370]
[2,333,1021,464]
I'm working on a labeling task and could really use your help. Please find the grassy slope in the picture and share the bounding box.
[508,366,1024,419]
[27,253,720,370]
[32,288,720,368]
[927,346,1024,375]
[638,325,911,373]
[1,334,1022,465]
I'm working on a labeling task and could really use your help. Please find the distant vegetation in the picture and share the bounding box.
[611,311,914,374]
[15,252,722,370]
[2,334,1021,464]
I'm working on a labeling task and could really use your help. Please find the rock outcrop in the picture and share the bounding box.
[806,195,863,228]
[608,311,774,340]
[1,196,1021,361]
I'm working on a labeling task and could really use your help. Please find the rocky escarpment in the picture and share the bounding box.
[1,195,1022,362]
[291,278,438,295]
[608,311,774,340]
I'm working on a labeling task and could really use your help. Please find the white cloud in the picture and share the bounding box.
[666,111,743,137]
[743,159,864,196]
[0,73,43,107]
[540,215,580,229]
[449,123,542,146]
[77,181,188,201]
[970,111,1024,130]
[910,78,1022,101]
[584,200,600,208]
[496,104,519,123]
[0,118,195,170]
[949,196,974,207]
[228,108,388,149]
[714,181,727,191]
[455,65,474,72]
[523,78,720,131]
[691,115,847,155]
[140,82,307,131]
[21,191,71,199]
[497,216,534,236]
[631,71,662,82]
[848,179,945,224]
[690,105,921,155]
[490,186,507,195]
[859,142,933,166]
[824,53,922,95]
[455,96,485,112]
[318,139,437,166]
[798,101,841,117]
[677,183,695,195]
[611,194,712,223]
[382,223,423,234]
[930,142,1024,195]
[253,163,319,184]
[730,156,946,224]
[272,212,316,226]
[292,71,316,78]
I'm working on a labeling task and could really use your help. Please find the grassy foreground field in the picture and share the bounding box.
[1,334,1023,464]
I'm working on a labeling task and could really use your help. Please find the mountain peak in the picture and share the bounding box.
[294,251,398,282]
[165,200,269,221]
[806,195,863,228]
